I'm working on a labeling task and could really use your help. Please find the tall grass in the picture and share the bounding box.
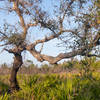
[0,57,100,100]
[0,73,100,100]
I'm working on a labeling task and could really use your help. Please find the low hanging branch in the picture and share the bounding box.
[12,1,27,40]
[28,47,86,64]
[26,29,100,64]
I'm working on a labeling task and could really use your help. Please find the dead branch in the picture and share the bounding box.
[12,1,27,39]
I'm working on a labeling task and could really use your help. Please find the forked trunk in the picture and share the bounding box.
[9,53,22,91]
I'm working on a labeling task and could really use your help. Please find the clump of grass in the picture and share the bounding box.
[0,81,9,94]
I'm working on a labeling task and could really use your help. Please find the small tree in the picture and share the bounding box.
[0,0,100,91]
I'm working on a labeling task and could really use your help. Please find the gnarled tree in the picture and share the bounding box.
[0,0,100,91]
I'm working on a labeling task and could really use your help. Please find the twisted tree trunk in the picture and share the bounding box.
[9,53,22,91]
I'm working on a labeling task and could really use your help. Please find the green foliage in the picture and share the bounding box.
[0,93,9,100]
[1,73,100,100]
[0,81,9,94]
[7,34,24,46]
[1,58,100,100]
[41,64,50,72]
[41,64,49,69]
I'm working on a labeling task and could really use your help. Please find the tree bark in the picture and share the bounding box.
[9,53,22,91]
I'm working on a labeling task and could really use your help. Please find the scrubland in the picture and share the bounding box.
[0,57,100,100]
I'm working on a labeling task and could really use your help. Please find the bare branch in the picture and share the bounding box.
[0,30,8,38]
[12,1,27,39]
[28,29,76,48]
[26,22,38,29]
[0,43,10,47]
[4,48,15,53]
[26,29,100,64]
[39,42,44,53]
[27,46,86,64]
[86,54,100,58]
[59,0,75,30]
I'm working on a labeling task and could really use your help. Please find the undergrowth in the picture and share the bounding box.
[0,57,100,100]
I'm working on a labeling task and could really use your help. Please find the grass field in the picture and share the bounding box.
[0,72,100,100]
[0,58,100,100]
